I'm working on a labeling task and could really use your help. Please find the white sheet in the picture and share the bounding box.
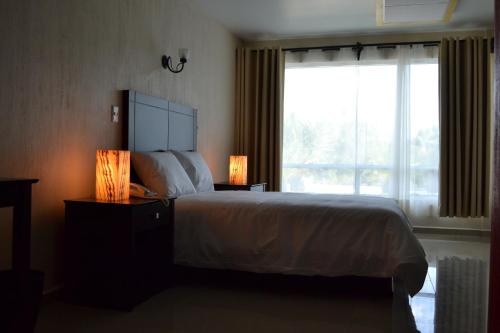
[174,191,428,296]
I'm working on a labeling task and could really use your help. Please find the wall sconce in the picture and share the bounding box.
[96,150,130,201]
[162,48,190,73]
[229,155,247,185]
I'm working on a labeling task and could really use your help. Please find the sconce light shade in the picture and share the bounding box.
[179,48,190,62]
[229,155,247,185]
[96,150,130,201]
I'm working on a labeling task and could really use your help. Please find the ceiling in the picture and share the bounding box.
[194,0,494,40]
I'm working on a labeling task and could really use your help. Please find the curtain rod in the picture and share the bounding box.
[282,38,494,58]
[283,41,440,61]
[283,40,440,53]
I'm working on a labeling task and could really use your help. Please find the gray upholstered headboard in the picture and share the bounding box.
[125,90,197,152]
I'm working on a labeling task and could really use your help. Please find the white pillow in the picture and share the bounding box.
[131,151,196,197]
[171,151,214,192]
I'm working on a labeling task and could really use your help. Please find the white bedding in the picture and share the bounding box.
[174,191,428,296]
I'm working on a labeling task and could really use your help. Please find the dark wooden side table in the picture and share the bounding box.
[64,197,175,310]
[214,182,267,192]
[0,178,38,273]
[0,178,43,333]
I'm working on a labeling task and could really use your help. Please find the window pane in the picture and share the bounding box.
[283,64,398,194]
[282,167,355,194]
[282,60,439,202]
[359,169,392,196]
[357,65,397,168]
[283,66,358,193]
[410,63,439,197]
[411,169,439,196]
[283,66,357,166]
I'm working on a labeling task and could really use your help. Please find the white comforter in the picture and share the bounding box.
[174,191,428,296]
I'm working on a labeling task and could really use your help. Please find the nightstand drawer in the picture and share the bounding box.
[133,201,170,231]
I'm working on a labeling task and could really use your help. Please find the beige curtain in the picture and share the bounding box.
[440,37,491,217]
[234,48,285,191]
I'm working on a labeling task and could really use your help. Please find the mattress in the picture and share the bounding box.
[174,191,428,296]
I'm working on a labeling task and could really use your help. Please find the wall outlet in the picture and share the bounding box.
[111,106,119,123]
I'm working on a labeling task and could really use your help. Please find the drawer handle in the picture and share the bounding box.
[155,212,160,220]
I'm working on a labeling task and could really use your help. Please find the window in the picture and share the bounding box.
[282,46,439,218]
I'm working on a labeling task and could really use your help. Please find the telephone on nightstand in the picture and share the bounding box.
[130,183,171,208]
[130,183,158,198]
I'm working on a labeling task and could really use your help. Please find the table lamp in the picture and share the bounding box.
[229,155,247,185]
[96,150,130,201]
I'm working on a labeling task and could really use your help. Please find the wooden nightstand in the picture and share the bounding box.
[214,182,267,192]
[64,197,175,310]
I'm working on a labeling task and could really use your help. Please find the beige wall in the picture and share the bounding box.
[0,0,239,291]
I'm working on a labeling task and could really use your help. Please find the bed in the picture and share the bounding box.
[124,90,428,296]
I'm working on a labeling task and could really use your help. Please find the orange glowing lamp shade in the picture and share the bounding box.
[229,155,247,185]
[95,150,130,201]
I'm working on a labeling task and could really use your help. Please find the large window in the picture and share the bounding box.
[282,46,439,217]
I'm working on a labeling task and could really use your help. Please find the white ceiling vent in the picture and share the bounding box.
[377,0,458,26]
